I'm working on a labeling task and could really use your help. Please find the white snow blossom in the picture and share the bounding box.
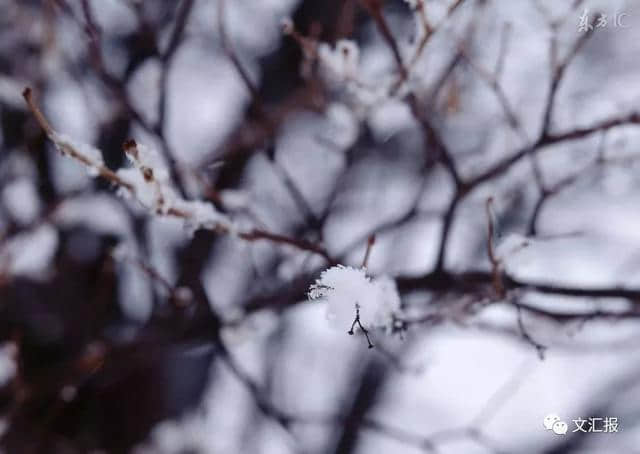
[308,265,401,332]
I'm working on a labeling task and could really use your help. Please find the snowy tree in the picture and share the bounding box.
[1,0,640,453]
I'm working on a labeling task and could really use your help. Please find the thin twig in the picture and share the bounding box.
[22,88,135,193]
[485,197,504,298]
[361,235,375,268]
[348,303,374,349]
[515,303,547,359]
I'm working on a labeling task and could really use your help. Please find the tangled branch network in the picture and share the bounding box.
[22,87,403,347]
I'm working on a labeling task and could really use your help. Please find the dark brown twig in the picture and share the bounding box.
[348,303,374,349]
[361,235,376,268]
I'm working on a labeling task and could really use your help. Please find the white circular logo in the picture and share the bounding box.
[552,421,568,435]
[544,414,568,435]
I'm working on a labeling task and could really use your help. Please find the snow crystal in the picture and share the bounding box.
[308,265,401,331]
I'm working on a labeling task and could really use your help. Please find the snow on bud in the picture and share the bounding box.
[318,40,360,84]
[116,140,234,232]
[117,140,178,215]
[123,140,170,185]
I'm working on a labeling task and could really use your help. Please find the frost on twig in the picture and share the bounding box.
[51,133,105,176]
[118,139,234,235]
[22,87,234,236]
[21,87,335,262]
[308,265,401,349]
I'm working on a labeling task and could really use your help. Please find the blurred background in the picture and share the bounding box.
[1,0,640,452]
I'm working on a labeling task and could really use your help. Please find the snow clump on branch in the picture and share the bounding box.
[308,265,401,333]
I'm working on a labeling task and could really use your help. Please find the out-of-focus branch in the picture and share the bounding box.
[397,268,640,302]
[460,37,524,139]
[540,12,599,138]
[76,0,189,197]
[485,197,504,298]
[73,0,155,134]
[359,0,408,80]
[315,361,532,453]
[361,234,375,268]
[515,302,547,359]
[393,0,468,92]
[239,228,334,263]
[112,248,195,309]
[217,0,261,104]
[467,111,640,190]
[156,0,196,135]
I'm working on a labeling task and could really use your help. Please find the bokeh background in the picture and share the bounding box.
[1,0,640,453]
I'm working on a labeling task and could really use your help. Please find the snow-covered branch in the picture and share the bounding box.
[21,87,334,261]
